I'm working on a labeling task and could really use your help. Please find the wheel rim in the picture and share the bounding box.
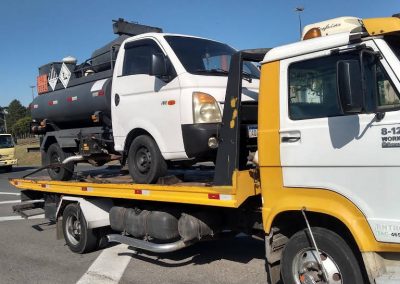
[292,248,342,284]
[65,212,81,246]
[135,146,152,174]
[50,152,61,173]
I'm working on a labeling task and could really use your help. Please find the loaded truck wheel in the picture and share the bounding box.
[281,227,363,284]
[62,203,98,254]
[46,143,74,181]
[128,135,167,184]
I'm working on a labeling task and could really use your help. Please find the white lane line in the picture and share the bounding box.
[0,192,20,196]
[77,244,131,284]
[0,214,45,222]
[0,200,20,205]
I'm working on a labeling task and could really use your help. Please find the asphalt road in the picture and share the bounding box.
[0,166,268,284]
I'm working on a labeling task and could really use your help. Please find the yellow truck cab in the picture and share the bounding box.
[0,134,17,171]
[10,14,400,284]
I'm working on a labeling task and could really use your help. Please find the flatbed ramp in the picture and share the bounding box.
[10,169,259,208]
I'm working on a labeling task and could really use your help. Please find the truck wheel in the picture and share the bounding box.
[46,143,74,181]
[281,227,363,284]
[128,135,167,184]
[62,203,98,254]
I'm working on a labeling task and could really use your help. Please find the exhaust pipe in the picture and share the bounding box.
[107,234,196,253]
[62,155,85,164]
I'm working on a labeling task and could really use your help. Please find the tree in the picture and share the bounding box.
[11,117,32,137]
[0,107,6,133]
[5,100,27,133]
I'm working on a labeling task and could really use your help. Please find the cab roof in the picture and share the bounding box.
[262,16,400,64]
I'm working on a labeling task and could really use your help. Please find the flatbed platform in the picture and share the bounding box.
[10,167,260,208]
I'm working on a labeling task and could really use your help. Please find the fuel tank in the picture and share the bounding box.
[31,78,112,127]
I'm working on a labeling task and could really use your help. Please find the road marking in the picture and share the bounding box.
[0,192,20,196]
[0,214,45,222]
[0,200,20,205]
[76,244,131,284]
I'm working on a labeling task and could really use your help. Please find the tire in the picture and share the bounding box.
[46,143,74,181]
[128,135,167,184]
[281,227,363,284]
[62,203,98,254]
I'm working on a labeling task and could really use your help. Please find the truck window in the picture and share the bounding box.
[376,64,400,107]
[122,40,163,76]
[288,55,345,120]
[0,135,14,149]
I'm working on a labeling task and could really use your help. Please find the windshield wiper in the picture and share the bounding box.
[242,71,259,83]
[195,68,258,83]
[195,68,229,75]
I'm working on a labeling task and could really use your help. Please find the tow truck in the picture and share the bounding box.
[10,14,400,283]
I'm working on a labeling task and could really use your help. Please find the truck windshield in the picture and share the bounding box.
[0,135,14,149]
[385,35,400,61]
[165,36,260,79]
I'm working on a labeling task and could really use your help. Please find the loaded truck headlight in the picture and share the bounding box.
[192,92,222,123]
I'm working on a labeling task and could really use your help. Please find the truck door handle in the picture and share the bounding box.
[281,136,300,143]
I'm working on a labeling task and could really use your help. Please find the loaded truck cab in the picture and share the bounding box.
[112,33,259,182]
[30,19,259,183]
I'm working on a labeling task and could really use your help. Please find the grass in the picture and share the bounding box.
[15,137,41,166]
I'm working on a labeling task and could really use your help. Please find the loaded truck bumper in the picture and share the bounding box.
[0,159,17,167]
[181,123,220,160]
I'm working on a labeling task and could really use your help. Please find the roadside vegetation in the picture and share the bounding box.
[15,137,41,166]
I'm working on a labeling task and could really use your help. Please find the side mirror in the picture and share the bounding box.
[337,60,363,113]
[150,53,167,77]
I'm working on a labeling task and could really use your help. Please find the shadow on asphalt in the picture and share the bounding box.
[118,236,264,267]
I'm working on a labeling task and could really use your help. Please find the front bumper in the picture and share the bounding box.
[181,123,220,160]
[0,159,17,167]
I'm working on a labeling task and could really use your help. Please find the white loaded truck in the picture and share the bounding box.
[31,19,260,183]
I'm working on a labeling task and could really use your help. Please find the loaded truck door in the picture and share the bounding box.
[279,41,400,243]
[111,38,184,157]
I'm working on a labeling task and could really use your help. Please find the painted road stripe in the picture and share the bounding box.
[0,192,20,196]
[0,200,20,205]
[76,244,131,284]
[0,214,45,222]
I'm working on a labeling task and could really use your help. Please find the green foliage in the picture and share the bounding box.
[11,116,32,137]
[6,99,28,132]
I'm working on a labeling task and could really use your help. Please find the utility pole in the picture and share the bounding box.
[30,85,35,101]
[1,109,8,133]
[295,7,304,40]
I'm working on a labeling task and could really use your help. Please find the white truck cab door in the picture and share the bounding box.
[111,38,185,159]
[279,40,400,243]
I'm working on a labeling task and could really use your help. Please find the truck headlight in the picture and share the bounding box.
[192,92,222,123]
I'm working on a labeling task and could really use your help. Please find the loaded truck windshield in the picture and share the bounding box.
[165,36,260,78]
[0,135,14,149]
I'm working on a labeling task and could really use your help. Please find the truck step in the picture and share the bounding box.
[12,200,45,219]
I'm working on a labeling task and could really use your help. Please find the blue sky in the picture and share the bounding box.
[0,0,398,107]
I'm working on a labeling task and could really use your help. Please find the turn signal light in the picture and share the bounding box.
[303,28,322,40]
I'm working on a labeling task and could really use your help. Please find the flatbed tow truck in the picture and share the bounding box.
[10,15,400,284]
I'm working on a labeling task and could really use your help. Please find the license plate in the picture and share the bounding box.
[247,125,258,138]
